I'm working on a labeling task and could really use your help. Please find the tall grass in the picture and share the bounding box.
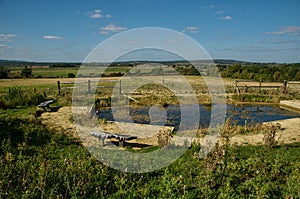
[1,111,300,198]
[0,87,47,109]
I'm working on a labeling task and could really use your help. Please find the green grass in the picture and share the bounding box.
[7,66,132,78]
[0,106,300,198]
[32,67,79,77]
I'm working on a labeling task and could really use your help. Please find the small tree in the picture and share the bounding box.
[68,73,76,78]
[273,71,281,81]
[0,66,9,78]
[294,70,300,81]
[263,123,281,148]
[21,66,32,77]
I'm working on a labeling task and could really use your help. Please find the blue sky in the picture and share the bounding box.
[0,0,300,63]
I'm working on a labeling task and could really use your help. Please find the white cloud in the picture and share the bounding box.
[0,44,11,48]
[267,26,300,35]
[214,10,224,15]
[100,24,127,34]
[127,40,140,45]
[105,14,112,18]
[43,35,63,40]
[203,4,227,9]
[0,34,17,42]
[100,31,109,35]
[182,26,199,34]
[90,9,102,18]
[261,39,299,44]
[219,15,232,20]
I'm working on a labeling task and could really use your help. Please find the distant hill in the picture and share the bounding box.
[0,60,80,67]
[0,59,297,67]
[213,59,251,65]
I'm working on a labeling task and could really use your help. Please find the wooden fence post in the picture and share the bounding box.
[57,81,61,95]
[259,79,262,92]
[283,80,288,94]
[88,80,91,93]
[119,80,122,94]
[234,79,240,95]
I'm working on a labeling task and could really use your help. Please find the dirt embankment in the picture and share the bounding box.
[231,118,300,145]
[41,107,77,137]
[40,106,300,146]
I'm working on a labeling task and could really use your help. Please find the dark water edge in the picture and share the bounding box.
[98,104,300,130]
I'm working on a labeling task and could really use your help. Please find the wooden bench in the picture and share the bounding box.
[37,100,61,112]
[37,100,54,111]
[90,132,137,147]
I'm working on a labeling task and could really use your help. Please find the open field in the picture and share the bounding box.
[7,66,132,78]
[0,75,288,91]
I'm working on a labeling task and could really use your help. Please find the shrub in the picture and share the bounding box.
[262,123,281,148]
[68,73,76,78]
[0,66,9,78]
[20,67,32,77]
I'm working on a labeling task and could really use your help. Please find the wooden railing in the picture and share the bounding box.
[234,79,290,94]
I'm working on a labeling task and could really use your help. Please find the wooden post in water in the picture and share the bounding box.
[57,81,61,95]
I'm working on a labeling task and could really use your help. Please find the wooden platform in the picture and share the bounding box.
[280,100,300,112]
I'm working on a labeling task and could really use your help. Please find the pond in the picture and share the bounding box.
[98,104,300,130]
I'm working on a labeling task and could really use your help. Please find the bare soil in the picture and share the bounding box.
[41,105,300,148]
[231,118,300,145]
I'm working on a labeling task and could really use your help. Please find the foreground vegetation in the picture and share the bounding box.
[0,106,300,198]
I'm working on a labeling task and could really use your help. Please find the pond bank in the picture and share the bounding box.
[280,100,300,113]
[40,106,300,147]
[231,117,300,146]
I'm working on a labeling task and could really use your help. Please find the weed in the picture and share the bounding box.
[262,123,282,148]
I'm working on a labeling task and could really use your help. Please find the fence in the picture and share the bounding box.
[57,79,121,95]
[287,81,300,92]
[234,79,288,95]
[57,77,170,95]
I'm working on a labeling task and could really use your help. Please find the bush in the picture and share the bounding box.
[68,73,76,78]
[263,123,281,148]
[20,67,32,77]
[0,66,9,78]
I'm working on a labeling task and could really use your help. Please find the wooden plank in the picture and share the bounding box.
[37,100,54,107]
[288,81,300,84]
[235,79,258,83]
[236,86,281,88]
[60,82,74,84]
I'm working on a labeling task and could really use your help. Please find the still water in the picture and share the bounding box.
[98,104,299,130]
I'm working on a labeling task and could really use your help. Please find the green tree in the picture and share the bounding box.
[273,71,281,81]
[21,67,32,77]
[294,70,300,81]
[68,73,76,78]
[0,66,9,78]
[287,67,299,79]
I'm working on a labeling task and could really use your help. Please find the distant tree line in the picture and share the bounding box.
[50,63,79,68]
[218,63,300,82]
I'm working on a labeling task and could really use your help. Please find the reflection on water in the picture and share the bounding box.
[98,104,299,130]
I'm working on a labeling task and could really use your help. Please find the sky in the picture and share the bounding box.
[0,0,300,63]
